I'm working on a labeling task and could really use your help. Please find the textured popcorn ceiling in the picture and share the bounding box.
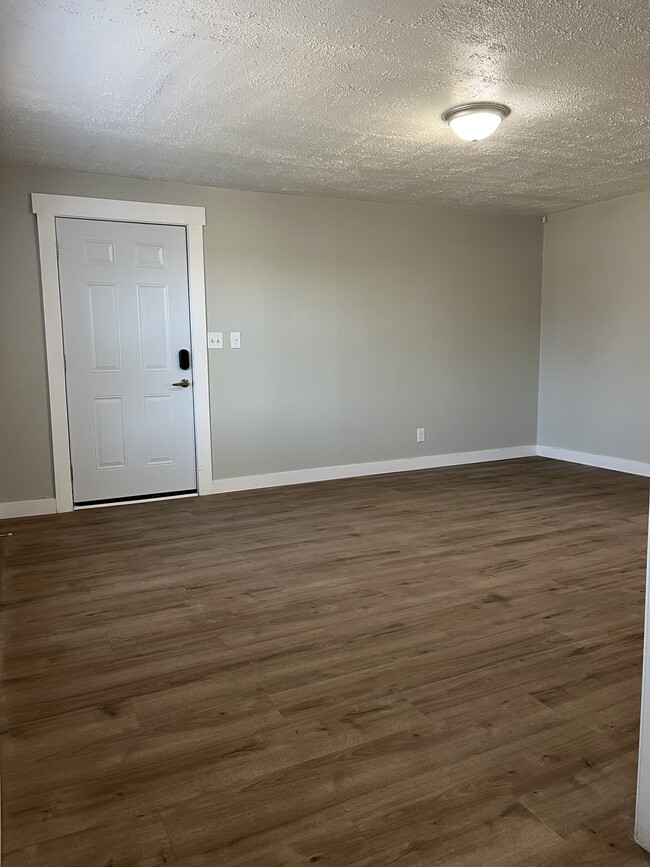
[0,0,649,213]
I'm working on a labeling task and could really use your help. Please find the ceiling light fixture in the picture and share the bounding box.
[442,102,511,142]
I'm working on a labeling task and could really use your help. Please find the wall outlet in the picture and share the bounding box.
[230,331,242,349]
[416,427,426,443]
[207,332,223,349]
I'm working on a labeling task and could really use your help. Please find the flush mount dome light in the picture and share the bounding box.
[442,102,511,142]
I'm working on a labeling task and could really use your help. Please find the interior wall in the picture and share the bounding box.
[0,163,543,504]
[538,191,650,464]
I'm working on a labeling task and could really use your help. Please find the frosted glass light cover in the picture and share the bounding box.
[448,111,503,141]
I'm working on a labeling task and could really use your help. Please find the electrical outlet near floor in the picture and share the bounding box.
[416,427,426,443]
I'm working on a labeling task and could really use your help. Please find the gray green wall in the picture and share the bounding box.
[538,191,650,463]
[0,163,543,504]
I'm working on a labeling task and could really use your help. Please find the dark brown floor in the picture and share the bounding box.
[1,457,650,865]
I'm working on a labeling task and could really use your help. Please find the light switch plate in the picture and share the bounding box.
[207,332,223,349]
[230,331,242,349]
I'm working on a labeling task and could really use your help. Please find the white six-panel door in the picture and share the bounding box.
[56,218,197,504]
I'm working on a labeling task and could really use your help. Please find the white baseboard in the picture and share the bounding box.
[212,445,537,494]
[0,498,57,520]
[6,447,643,512]
[536,445,650,477]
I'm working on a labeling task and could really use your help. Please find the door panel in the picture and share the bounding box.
[87,283,121,372]
[57,218,197,504]
[92,397,127,469]
[137,284,171,371]
[143,395,174,465]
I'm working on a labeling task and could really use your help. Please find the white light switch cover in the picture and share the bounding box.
[207,332,223,349]
[230,332,242,349]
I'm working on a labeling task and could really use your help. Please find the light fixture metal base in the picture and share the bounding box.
[441,102,511,124]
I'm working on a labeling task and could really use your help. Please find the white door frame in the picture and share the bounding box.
[32,193,212,512]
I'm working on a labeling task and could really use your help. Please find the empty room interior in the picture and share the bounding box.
[2,0,650,865]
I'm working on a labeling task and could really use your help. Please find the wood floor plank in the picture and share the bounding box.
[2,457,649,864]
[2,814,176,867]
[171,807,375,867]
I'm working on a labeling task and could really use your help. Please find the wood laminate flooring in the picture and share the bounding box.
[1,457,650,865]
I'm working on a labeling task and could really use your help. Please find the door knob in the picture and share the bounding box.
[172,379,191,388]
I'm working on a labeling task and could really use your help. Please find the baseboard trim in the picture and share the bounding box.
[536,445,650,477]
[4,448,644,511]
[212,446,537,494]
[0,498,57,520]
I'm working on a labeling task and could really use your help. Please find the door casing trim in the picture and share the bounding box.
[32,193,212,512]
